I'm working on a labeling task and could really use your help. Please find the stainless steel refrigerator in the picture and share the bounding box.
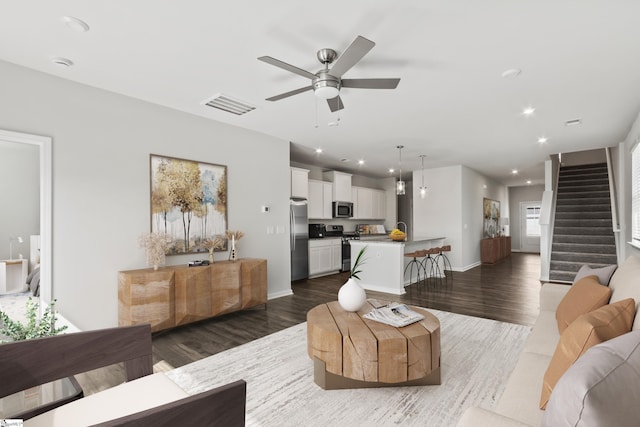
[290,199,309,281]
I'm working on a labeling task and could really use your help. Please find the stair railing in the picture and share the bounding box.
[540,157,560,281]
[605,147,622,264]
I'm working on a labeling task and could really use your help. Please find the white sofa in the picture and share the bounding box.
[457,255,640,427]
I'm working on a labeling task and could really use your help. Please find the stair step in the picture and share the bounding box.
[556,197,610,206]
[559,172,608,181]
[551,243,617,255]
[557,184,610,193]
[559,163,607,171]
[554,218,612,228]
[557,191,611,200]
[548,270,576,283]
[555,211,612,220]
[553,234,616,245]
[554,226,613,236]
[551,252,618,264]
[556,204,611,212]
[558,175,609,184]
[550,260,614,273]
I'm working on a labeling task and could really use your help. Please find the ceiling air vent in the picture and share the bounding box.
[203,94,256,116]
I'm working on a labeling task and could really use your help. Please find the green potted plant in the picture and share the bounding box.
[338,246,368,312]
[0,298,67,343]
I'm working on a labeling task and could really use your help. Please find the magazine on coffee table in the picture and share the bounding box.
[364,302,424,327]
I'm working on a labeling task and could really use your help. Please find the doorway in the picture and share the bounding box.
[520,202,541,253]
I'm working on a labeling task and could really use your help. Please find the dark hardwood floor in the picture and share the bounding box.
[77,252,544,395]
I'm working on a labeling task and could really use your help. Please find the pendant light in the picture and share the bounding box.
[396,145,405,195]
[419,154,427,199]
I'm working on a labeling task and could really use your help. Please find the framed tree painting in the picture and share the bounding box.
[483,198,500,238]
[150,154,227,255]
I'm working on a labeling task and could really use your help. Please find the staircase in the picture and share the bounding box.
[549,163,617,282]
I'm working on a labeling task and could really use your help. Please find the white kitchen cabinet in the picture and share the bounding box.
[322,171,352,202]
[352,186,386,220]
[308,179,333,219]
[290,167,309,199]
[309,238,342,277]
[372,189,386,219]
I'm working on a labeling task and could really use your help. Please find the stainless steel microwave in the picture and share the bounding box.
[332,201,353,218]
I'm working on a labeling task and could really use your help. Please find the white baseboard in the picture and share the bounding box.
[268,289,293,300]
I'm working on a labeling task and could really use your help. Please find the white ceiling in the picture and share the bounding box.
[2,1,640,186]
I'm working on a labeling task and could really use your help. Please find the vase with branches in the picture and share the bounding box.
[138,232,171,270]
[203,235,225,263]
[338,246,368,312]
[225,230,244,261]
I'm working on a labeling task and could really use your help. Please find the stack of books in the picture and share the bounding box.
[364,302,424,327]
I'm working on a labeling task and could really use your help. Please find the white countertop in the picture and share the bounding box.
[353,236,446,244]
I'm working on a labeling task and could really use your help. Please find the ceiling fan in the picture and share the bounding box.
[258,35,400,112]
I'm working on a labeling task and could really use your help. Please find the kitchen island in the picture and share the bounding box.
[349,237,445,295]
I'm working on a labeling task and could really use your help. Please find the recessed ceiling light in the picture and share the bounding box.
[522,107,536,116]
[61,16,90,32]
[537,136,548,144]
[388,168,395,174]
[315,148,323,154]
[51,57,73,67]
[512,169,518,175]
[501,68,521,79]
[526,180,532,184]
[565,118,582,126]
[358,159,365,165]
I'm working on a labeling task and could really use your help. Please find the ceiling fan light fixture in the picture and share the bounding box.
[313,78,340,99]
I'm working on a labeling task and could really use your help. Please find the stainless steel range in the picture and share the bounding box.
[341,231,360,272]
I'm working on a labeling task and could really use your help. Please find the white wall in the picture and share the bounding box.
[413,165,507,271]
[0,60,291,330]
[0,140,39,261]
[461,166,507,269]
[508,184,545,251]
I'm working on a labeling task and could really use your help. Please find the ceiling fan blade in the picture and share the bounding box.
[327,96,344,112]
[266,86,313,101]
[258,56,316,80]
[341,78,400,89]
[329,36,376,78]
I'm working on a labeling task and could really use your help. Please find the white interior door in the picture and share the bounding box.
[520,201,541,253]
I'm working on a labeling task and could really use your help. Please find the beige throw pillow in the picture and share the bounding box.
[556,275,612,334]
[540,298,636,410]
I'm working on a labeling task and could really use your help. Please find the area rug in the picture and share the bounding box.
[0,291,31,323]
[167,309,531,426]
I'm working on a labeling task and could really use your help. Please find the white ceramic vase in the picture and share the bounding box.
[338,278,367,312]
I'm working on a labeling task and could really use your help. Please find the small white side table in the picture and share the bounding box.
[0,259,28,294]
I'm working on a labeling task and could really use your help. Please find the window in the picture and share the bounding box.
[632,143,640,245]
[526,205,541,237]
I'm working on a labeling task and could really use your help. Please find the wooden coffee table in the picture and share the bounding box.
[307,300,441,389]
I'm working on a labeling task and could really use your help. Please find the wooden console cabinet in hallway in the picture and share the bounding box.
[481,236,511,264]
[118,259,267,332]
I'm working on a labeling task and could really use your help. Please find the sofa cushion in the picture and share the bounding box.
[494,351,551,426]
[556,275,612,334]
[573,264,617,286]
[25,373,188,427]
[539,283,571,312]
[523,310,560,357]
[542,330,640,427]
[608,255,640,330]
[540,298,636,409]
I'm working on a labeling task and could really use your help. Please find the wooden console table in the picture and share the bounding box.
[118,259,267,332]
[480,236,511,264]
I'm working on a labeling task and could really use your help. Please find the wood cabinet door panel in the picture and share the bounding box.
[211,261,242,316]
[174,266,212,326]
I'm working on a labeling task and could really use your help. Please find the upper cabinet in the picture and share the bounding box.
[322,171,352,202]
[290,167,309,199]
[308,179,332,219]
[352,186,386,220]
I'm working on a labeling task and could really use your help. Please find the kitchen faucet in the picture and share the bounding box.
[396,222,407,234]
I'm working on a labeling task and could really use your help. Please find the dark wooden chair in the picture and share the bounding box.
[0,324,246,426]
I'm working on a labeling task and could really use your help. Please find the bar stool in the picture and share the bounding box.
[422,247,443,281]
[404,249,427,285]
[435,245,453,280]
